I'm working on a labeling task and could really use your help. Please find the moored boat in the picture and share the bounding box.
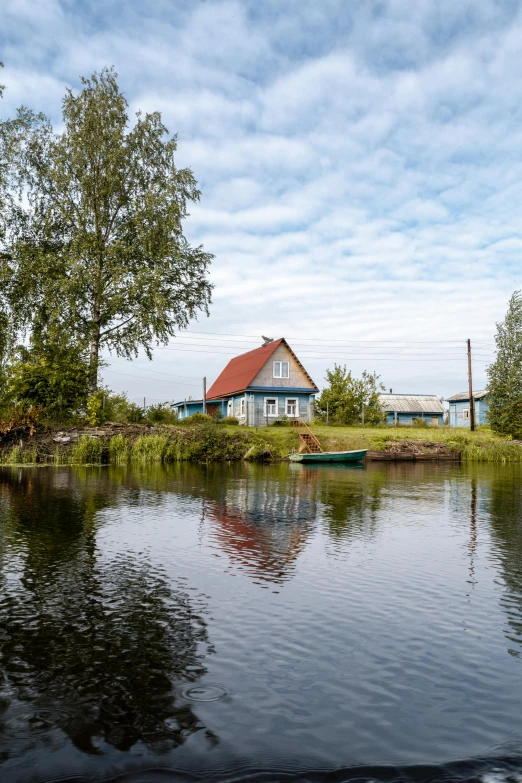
[288,449,367,464]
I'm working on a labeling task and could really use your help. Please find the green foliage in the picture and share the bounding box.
[315,365,385,426]
[85,389,144,425]
[1,445,38,465]
[109,434,130,464]
[4,338,89,420]
[221,416,239,425]
[71,436,104,464]
[412,418,429,428]
[132,434,175,463]
[185,412,213,424]
[2,67,213,395]
[487,291,522,438]
[145,402,178,424]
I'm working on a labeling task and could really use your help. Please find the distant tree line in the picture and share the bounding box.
[0,65,212,423]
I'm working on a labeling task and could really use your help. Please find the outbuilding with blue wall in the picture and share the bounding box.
[446,390,489,427]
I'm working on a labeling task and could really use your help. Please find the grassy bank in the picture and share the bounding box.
[1,423,521,465]
[301,425,522,463]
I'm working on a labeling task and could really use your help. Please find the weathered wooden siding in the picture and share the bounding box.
[250,343,315,390]
[449,399,489,427]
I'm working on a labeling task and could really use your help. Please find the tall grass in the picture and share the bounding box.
[71,436,105,464]
[131,434,177,463]
[109,434,130,464]
[1,445,38,465]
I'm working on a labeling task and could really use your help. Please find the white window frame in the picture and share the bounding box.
[264,397,278,417]
[227,400,233,417]
[463,408,470,419]
[285,398,298,417]
[240,398,246,418]
[273,361,289,379]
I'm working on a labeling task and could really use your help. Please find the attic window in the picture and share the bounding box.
[274,361,289,379]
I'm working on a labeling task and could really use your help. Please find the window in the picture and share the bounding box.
[463,409,470,419]
[286,398,298,417]
[240,398,246,417]
[273,361,289,379]
[265,398,277,416]
[227,400,233,417]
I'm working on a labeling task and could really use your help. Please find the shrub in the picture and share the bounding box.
[0,406,44,442]
[184,412,213,424]
[146,402,178,424]
[222,416,239,425]
[412,418,429,428]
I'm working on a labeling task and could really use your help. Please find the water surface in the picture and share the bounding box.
[1,462,522,783]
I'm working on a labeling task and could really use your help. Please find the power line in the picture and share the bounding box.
[176,329,496,345]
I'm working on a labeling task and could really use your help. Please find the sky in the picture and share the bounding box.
[2,0,521,403]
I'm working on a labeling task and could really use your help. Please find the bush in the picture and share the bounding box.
[0,406,44,442]
[412,418,429,428]
[85,390,145,425]
[146,402,178,424]
[184,413,213,424]
[221,416,239,425]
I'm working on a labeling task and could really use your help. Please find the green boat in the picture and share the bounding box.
[288,449,367,464]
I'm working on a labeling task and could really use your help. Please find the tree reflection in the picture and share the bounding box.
[486,468,522,655]
[316,464,386,544]
[0,468,214,757]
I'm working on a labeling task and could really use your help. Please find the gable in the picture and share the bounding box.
[206,338,317,399]
[250,342,317,390]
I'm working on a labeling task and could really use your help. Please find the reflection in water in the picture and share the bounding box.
[315,465,386,544]
[0,469,214,762]
[487,469,522,655]
[2,463,522,782]
[206,464,316,584]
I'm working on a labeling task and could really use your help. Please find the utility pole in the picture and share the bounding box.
[467,339,476,431]
[143,397,146,415]
[326,401,329,425]
[203,377,207,415]
[361,401,365,427]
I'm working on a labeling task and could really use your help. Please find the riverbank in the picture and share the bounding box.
[1,421,522,465]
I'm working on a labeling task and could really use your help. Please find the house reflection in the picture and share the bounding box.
[0,468,216,758]
[206,464,317,584]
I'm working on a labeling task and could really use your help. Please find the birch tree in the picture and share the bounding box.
[2,68,213,394]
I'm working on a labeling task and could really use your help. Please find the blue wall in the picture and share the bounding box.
[385,412,444,426]
[173,392,314,425]
[448,398,489,427]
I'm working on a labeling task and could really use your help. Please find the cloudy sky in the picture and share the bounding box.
[2,0,520,402]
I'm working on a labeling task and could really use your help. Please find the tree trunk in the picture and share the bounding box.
[88,327,100,396]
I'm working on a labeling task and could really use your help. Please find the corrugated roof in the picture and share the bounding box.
[446,390,487,402]
[379,394,444,414]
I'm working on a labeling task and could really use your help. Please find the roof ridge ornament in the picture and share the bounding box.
[261,335,274,346]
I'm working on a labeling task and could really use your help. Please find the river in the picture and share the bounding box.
[1,462,522,783]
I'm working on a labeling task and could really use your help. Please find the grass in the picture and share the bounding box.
[70,436,105,465]
[2,422,522,465]
[283,424,522,463]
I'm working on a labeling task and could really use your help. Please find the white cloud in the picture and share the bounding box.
[2,0,521,398]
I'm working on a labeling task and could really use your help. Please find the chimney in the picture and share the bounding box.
[389,389,392,394]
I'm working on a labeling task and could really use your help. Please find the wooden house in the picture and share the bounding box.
[172,338,318,426]
[446,390,489,427]
[378,393,445,426]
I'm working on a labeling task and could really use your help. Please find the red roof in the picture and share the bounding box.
[207,339,285,399]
